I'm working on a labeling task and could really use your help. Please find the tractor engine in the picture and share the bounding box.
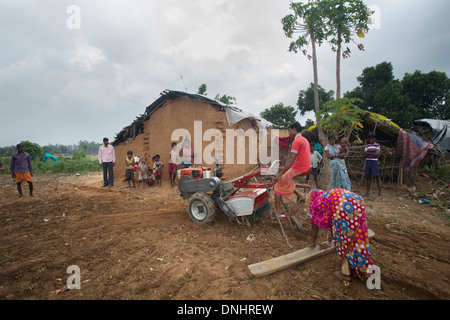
[178,165,271,225]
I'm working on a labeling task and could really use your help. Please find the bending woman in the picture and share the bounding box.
[307,188,373,281]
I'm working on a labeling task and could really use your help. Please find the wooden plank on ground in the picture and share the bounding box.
[247,229,375,278]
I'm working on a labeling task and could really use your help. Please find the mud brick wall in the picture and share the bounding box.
[114,96,275,183]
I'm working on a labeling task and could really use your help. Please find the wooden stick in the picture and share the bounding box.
[247,229,375,278]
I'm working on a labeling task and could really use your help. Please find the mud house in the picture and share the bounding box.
[112,90,277,182]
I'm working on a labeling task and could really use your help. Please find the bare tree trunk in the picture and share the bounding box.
[336,30,342,99]
[310,32,330,190]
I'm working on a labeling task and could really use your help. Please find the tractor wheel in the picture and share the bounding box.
[187,192,216,224]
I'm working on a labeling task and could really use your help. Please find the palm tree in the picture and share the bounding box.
[324,0,373,99]
[282,0,330,188]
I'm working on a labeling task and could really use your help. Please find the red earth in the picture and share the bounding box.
[0,172,448,300]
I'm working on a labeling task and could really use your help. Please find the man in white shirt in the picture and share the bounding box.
[98,137,116,187]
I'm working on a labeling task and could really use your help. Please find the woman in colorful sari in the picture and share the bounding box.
[325,135,351,191]
[306,188,373,281]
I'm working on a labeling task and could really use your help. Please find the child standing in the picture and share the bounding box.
[153,155,164,187]
[363,132,382,199]
[124,151,136,189]
[306,143,322,189]
[168,142,179,188]
[137,157,148,189]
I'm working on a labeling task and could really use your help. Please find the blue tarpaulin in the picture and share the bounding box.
[43,153,59,162]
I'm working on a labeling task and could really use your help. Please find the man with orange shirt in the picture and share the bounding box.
[273,122,311,218]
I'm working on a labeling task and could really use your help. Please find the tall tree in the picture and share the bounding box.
[343,61,450,128]
[197,84,207,96]
[324,0,373,99]
[297,82,334,116]
[260,103,298,128]
[282,0,328,141]
[371,80,418,128]
[402,70,450,120]
[20,140,44,161]
[345,61,395,112]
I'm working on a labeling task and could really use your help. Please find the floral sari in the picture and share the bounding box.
[307,189,373,281]
[327,144,351,191]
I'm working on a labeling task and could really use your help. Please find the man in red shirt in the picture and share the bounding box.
[273,122,311,218]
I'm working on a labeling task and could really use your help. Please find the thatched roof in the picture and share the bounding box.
[303,111,401,147]
[112,89,272,146]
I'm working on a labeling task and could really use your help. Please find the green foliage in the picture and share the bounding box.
[260,103,298,128]
[20,140,44,161]
[317,98,364,138]
[72,151,86,160]
[214,94,236,105]
[402,70,450,120]
[0,156,101,175]
[324,0,373,56]
[42,140,101,156]
[305,119,316,128]
[437,163,450,184]
[282,1,328,53]
[32,157,101,174]
[297,83,334,116]
[197,84,207,95]
[344,61,449,128]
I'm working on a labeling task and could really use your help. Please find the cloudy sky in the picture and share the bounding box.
[1,0,449,147]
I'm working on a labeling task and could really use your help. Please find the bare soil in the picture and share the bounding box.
[0,172,449,300]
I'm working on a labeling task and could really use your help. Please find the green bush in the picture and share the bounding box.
[437,163,450,183]
[72,151,86,160]
[32,157,101,174]
[20,140,44,161]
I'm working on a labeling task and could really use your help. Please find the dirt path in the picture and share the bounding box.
[0,172,448,300]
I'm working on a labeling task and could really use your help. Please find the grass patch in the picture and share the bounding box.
[1,156,101,174]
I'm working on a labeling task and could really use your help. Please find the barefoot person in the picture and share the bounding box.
[10,144,34,197]
[305,143,322,189]
[306,188,373,281]
[363,132,382,199]
[325,135,351,191]
[98,138,116,188]
[168,142,178,188]
[124,151,136,189]
[272,122,311,218]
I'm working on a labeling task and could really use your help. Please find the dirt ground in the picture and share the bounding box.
[0,171,449,301]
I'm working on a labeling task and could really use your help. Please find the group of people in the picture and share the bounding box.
[10,125,380,282]
[303,132,382,200]
[98,138,195,190]
[272,122,381,282]
[124,152,163,189]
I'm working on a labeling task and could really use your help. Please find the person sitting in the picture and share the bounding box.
[272,122,311,219]
[145,168,156,187]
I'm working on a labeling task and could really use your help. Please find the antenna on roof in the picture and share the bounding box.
[179,75,188,92]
